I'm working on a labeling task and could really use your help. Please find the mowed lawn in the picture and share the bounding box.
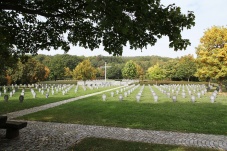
[18,85,227,136]
[0,85,119,114]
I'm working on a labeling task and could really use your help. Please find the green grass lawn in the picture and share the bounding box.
[18,85,227,135]
[0,85,118,114]
[68,137,218,151]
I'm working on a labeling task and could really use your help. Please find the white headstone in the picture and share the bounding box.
[197,92,201,98]
[210,95,215,103]
[9,92,13,97]
[119,94,123,101]
[111,92,114,97]
[172,95,177,102]
[182,92,186,98]
[154,95,158,102]
[136,95,140,102]
[102,94,106,101]
[191,95,195,103]
[33,92,36,98]
[124,92,127,97]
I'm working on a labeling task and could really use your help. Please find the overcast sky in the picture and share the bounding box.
[38,0,227,58]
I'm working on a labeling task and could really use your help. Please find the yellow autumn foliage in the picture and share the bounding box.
[196,26,227,89]
[72,59,97,81]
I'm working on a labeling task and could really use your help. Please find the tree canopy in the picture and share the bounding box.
[7,57,49,84]
[72,59,96,81]
[175,55,196,82]
[0,0,195,56]
[106,64,123,79]
[146,63,165,83]
[196,26,227,92]
[122,60,137,79]
[162,59,178,80]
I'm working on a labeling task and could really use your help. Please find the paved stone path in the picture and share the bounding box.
[4,86,124,119]
[1,87,227,151]
[1,121,227,151]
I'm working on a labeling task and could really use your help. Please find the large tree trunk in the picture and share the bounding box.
[219,79,223,93]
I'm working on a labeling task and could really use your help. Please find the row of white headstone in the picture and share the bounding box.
[135,85,145,102]
[153,84,218,103]
[1,83,116,103]
[102,84,141,102]
[149,85,159,102]
[1,84,87,101]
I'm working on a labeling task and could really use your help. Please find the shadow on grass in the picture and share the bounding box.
[68,137,218,151]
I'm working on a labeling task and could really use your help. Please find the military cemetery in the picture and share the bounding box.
[1,79,227,150]
[1,0,227,151]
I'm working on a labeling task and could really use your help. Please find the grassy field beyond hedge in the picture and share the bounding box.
[18,85,227,136]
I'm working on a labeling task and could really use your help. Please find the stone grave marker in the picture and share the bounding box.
[9,92,13,97]
[19,95,24,103]
[191,95,195,103]
[33,92,36,98]
[4,95,8,102]
[210,95,215,103]
[172,95,177,102]
[182,92,186,98]
[153,95,158,102]
[201,90,205,95]
[116,90,119,94]
[124,92,127,97]
[110,92,114,97]
[188,90,191,95]
[212,92,217,98]
[136,94,140,102]
[197,92,201,98]
[127,90,131,95]
[102,94,106,101]
[167,92,171,98]
[119,94,123,101]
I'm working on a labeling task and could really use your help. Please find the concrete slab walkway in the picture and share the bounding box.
[1,87,227,151]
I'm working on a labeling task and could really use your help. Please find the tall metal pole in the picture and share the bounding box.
[105,62,106,82]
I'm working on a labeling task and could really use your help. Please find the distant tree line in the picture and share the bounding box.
[1,53,196,85]
[1,26,227,91]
